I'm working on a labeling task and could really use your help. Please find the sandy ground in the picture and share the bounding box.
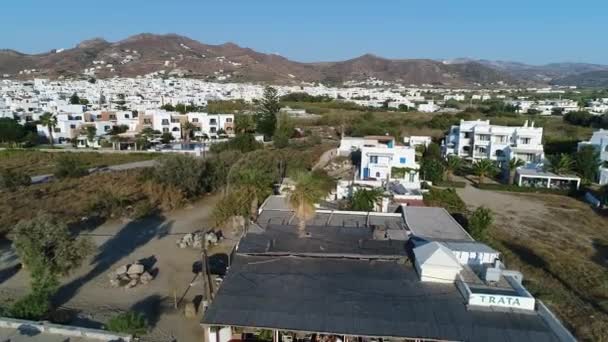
[0,193,241,342]
[453,177,608,339]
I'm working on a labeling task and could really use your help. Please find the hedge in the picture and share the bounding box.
[434,180,467,188]
[475,183,573,195]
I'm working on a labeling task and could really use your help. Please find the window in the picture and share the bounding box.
[109,115,116,120]
[192,118,199,123]
[375,172,381,178]
[70,124,76,129]
[144,119,152,125]
[400,157,406,164]
[495,149,505,157]
[210,119,217,125]
[409,172,416,182]
[162,119,169,125]
[54,128,61,133]
[477,135,490,141]
[464,132,471,138]
[370,156,378,164]
[172,127,180,132]
[521,138,531,144]
[604,145,608,153]
[226,118,233,123]
[104,126,111,131]
[210,127,217,133]
[162,127,169,133]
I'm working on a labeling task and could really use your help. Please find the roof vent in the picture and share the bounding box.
[484,260,503,283]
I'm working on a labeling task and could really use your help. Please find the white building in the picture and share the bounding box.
[443,119,544,168]
[339,136,420,189]
[417,101,439,113]
[578,129,608,184]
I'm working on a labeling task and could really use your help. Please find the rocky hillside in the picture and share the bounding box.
[0,33,518,86]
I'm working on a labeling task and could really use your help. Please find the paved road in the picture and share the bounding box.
[30,159,157,184]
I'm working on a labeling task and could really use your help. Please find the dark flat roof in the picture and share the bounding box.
[237,224,407,257]
[202,256,560,342]
[404,207,473,241]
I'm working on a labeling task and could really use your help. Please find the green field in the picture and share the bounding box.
[286,101,595,151]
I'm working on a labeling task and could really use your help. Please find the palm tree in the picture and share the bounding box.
[444,155,462,181]
[350,188,384,211]
[39,112,57,146]
[507,157,525,185]
[472,159,497,184]
[546,154,573,175]
[233,169,272,221]
[287,172,326,237]
[235,114,255,134]
[181,121,196,143]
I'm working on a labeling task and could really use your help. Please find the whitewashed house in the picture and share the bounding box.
[578,129,608,184]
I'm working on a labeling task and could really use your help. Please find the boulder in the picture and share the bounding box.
[127,263,144,275]
[115,265,128,276]
[126,279,138,288]
[140,271,153,284]
[182,233,194,244]
[110,278,120,288]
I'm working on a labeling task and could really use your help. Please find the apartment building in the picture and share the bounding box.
[578,129,608,184]
[339,135,420,189]
[443,119,544,167]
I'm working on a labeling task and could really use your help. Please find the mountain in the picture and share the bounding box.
[445,58,608,85]
[550,70,608,88]
[0,33,517,86]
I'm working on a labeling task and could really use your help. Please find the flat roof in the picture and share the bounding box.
[237,224,407,257]
[202,255,560,342]
[517,168,580,180]
[404,206,473,241]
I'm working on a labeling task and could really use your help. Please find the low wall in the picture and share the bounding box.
[0,317,132,341]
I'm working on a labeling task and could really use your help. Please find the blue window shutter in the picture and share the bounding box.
[400,157,406,164]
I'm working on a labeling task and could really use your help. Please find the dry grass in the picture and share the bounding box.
[482,193,608,340]
[0,150,158,176]
[0,169,186,236]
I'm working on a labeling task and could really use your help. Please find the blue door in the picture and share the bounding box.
[363,167,370,179]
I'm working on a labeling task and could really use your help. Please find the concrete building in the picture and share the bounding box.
[578,129,608,184]
[443,119,544,168]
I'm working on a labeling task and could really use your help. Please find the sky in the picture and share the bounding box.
[1,0,607,65]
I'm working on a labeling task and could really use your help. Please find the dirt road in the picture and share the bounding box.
[0,194,232,342]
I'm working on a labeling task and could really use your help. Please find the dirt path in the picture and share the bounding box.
[0,194,231,342]
[452,178,608,339]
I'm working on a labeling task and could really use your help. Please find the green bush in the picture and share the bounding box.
[107,312,147,336]
[423,188,466,213]
[9,291,51,320]
[54,154,89,178]
[434,180,466,188]
[475,183,573,195]
[210,133,263,153]
[468,206,493,240]
[152,154,208,197]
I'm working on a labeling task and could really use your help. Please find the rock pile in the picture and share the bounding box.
[176,230,223,249]
[109,262,154,288]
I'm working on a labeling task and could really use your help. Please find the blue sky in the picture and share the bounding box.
[1,0,606,65]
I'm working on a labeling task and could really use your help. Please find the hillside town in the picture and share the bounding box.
[2,72,608,342]
[2,2,608,340]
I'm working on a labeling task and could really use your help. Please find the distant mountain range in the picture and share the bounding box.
[1,33,607,87]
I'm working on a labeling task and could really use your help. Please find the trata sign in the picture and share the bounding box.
[469,294,535,311]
